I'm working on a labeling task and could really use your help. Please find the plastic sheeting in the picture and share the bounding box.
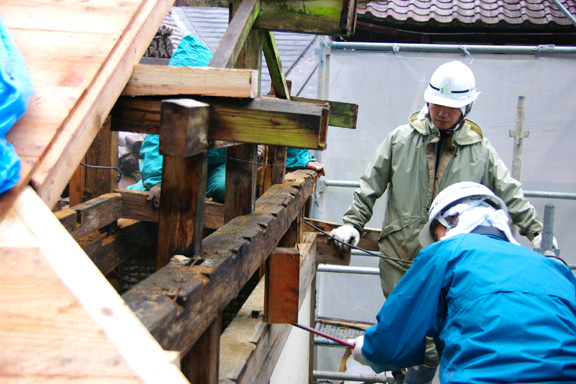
[314,50,576,374]
[0,15,34,194]
[321,49,576,261]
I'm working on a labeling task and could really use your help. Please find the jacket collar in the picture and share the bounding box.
[409,111,484,145]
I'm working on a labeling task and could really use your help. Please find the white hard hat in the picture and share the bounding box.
[424,61,480,108]
[418,182,506,247]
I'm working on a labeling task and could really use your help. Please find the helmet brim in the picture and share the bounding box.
[424,89,480,109]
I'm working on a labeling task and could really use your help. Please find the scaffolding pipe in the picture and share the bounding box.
[313,370,393,383]
[317,264,380,275]
[328,41,576,55]
[322,179,576,200]
[550,0,576,27]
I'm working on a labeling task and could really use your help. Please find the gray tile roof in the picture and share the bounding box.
[357,0,576,26]
[172,6,320,98]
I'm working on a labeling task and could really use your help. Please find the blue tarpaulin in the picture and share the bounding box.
[0,15,34,194]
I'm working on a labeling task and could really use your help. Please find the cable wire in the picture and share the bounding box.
[304,220,413,265]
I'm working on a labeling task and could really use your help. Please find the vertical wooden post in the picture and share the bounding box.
[156,99,209,270]
[68,158,86,207]
[223,0,261,223]
[265,247,300,324]
[224,144,258,223]
[181,317,222,383]
[86,116,119,199]
[156,153,207,269]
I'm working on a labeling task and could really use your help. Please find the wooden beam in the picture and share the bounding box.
[0,187,188,383]
[114,188,226,230]
[55,193,122,240]
[85,116,119,200]
[182,317,222,383]
[111,96,328,149]
[209,0,260,69]
[27,0,175,211]
[159,99,210,158]
[78,219,158,276]
[292,96,358,129]
[254,0,357,36]
[265,248,300,324]
[219,232,317,383]
[122,170,318,354]
[224,144,258,222]
[122,65,259,98]
[262,31,289,100]
[156,153,208,269]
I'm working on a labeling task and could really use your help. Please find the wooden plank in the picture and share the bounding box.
[156,153,208,269]
[30,0,175,210]
[219,232,317,383]
[265,248,300,324]
[159,99,210,158]
[122,170,318,354]
[209,0,260,69]
[0,186,188,383]
[1,0,139,33]
[111,96,328,149]
[254,0,357,36]
[54,193,122,240]
[292,96,358,129]
[122,65,258,98]
[262,31,290,101]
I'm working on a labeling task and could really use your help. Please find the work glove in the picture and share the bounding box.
[531,233,559,251]
[348,336,368,366]
[330,225,360,252]
[147,183,162,209]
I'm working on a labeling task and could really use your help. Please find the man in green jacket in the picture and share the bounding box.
[330,61,551,384]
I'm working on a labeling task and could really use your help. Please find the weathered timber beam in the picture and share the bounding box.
[254,0,357,36]
[156,153,208,269]
[291,96,358,129]
[122,65,258,98]
[265,248,300,324]
[55,193,122,240]
[122,169,318,354]
[210,0,260,69]
[262,31,290,100]
[159,99,209,158]
[111,96,328,149]
[79,220,158,276]
[219,232,317,383]
[303,217,380,266]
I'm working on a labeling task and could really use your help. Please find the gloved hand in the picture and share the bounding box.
[348,336,368,366]
[532,233,559,250]
[147,183,162,209]
[330,225,360,252]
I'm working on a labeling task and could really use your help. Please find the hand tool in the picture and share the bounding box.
[293,323,356,348]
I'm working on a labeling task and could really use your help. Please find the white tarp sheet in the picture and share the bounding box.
[315,47,576,333]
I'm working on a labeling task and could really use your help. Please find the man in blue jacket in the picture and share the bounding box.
[351,181,576,383]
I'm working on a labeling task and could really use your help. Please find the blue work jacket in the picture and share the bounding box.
[362,233,576,383]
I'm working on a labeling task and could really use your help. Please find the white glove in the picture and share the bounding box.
[330,225,360,251]
[532,233,559,250]
[348,336,368,366]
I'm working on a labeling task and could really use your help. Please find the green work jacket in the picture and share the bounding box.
[343,112,543,267]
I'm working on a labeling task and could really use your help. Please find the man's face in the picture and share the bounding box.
[433,222,447,242]
[429,103,463,131]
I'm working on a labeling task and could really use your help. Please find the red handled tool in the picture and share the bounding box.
[293,323,356,348]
